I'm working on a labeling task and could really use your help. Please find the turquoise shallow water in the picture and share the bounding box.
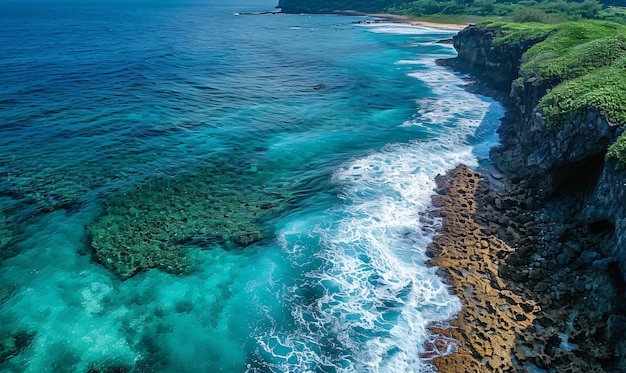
[0,2,503,372]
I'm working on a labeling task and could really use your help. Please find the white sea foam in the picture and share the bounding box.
[253,28,497,372]
[359,23,455,36]
[407,58,491,133]
[0,18,500,373]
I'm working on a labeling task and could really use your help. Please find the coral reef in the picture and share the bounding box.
[90,161,293,279]
[0,330,35,364]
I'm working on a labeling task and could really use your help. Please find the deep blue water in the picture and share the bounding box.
[0,2,503,372]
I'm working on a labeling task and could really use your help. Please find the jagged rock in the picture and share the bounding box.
[448,24,547,91]
[431,22,626,373]
[427,166,539,372]
[580,251,601,265]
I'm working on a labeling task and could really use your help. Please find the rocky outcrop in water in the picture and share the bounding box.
[90,161,293,279]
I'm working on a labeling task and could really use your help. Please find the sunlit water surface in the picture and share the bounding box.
[0,2,503,372]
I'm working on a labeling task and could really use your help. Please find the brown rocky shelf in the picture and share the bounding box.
[425,165,626,372]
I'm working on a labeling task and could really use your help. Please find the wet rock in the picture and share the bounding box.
[607,315,626,341]
[427,164,625,373]
[556,251,573,266]
[427,166,538,372]
[580,251,601,265]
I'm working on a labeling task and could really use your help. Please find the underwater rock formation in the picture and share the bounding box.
[90,162,292,279]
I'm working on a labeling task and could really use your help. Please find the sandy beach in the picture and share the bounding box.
[332,10,469,30]
[365,13,468,30]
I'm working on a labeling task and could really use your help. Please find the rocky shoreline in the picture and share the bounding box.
[424,165,539,372]
[424,24,626,373]
[425,164,625,372]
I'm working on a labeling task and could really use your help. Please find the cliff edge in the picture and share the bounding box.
[453,21,626,286]
[429,21,626,372]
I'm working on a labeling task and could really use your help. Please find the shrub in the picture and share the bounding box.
[540,67,626,128]
[608,135,626,164]
[511,7,558,23]
[488,20,626,162]
[519,21,626,79]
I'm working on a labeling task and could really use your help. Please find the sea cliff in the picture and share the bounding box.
[452,22,626,286]
[430,22,626,372]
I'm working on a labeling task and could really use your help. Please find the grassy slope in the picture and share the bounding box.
[480,20,626,162]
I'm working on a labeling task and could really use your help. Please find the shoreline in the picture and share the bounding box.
[424,159,626,371]
[274,9,469,30]
[426,24,626,372]
[364,13,468,30]
[425,162,626,371]
[310,10,469,30]
[424,166,540,372]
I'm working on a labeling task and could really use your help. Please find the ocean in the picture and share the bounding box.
[0,1,503,372]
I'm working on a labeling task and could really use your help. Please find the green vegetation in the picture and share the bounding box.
[608,135,626,164]
[279,0,626,24]
[469,20,626,161]
[388,0,626,24]
[477,21,553,43]
[540,68,626,127]
[277,0,415,13]
[518,21,626,80]
[598,6,626,23]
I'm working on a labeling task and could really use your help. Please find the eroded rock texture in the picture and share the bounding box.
[429,22,626,372]
[426,166,539,372]
[427,165,626,372]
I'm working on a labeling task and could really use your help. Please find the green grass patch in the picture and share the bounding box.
[531,35,626,80]
[477,20,626,162]
[477,20,553,44]
[539,67,626,128]
[520,21,626,80]
[608,134,626,164]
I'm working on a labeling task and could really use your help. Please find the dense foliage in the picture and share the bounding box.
[541,68,626,126]
[277,0,414,13]
[517,21,626,80]
[278,0,626,24]
[482,21,626,160]
[390,0,613,22]
[278,0,626,23]
[478,21,553,43]
[608,135,626,163]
